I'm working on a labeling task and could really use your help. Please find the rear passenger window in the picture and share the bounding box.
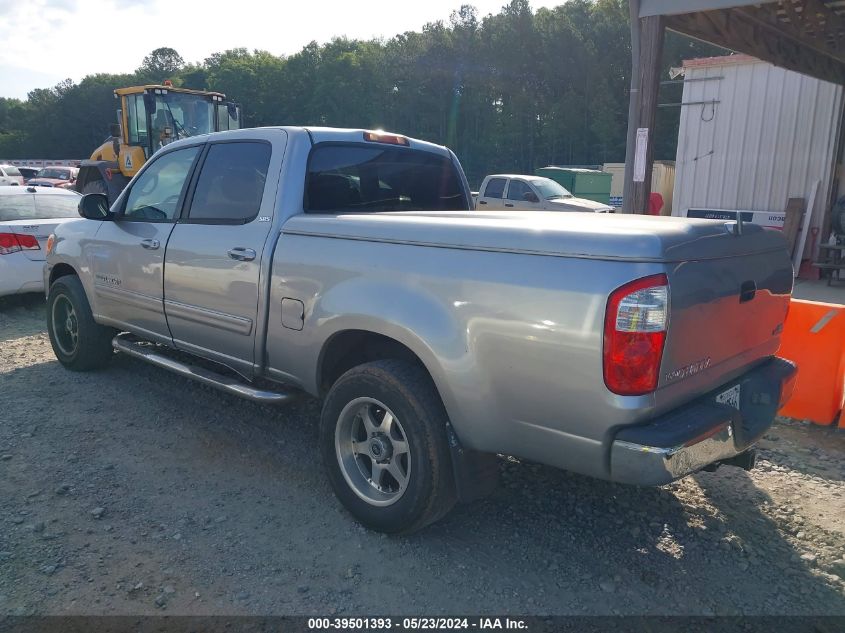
[305,144,468,213]
[187,142,271,223]
[484,178,506,199]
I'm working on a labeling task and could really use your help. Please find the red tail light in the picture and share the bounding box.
[0,232,40,255]
[603,274,669,396]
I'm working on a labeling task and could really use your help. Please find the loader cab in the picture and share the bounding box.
[118,85,242,165]
[76,84,242,202]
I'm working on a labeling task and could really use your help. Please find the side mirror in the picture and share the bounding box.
[109,123,121,138]
[523,192,539,203]
[78,193,112,220]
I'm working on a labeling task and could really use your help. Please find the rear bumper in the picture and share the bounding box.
[0,254,45,297]
[609,357,797,486]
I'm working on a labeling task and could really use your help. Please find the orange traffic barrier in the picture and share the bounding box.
[778,299,845,427]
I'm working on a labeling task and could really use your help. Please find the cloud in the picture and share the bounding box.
[42,0,76,11]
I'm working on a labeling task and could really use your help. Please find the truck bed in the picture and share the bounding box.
[272,210,792,480]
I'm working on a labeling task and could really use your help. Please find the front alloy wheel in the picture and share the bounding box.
[51,294,79,357]
[46,274,116,371]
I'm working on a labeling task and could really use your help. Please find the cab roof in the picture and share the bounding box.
[113,85,227,99]
[304,127,452,158]
[487,174,546,180]
[161,126,454,160]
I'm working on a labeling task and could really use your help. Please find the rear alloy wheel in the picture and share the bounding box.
[320,360,456,534]
[335,397,412,507]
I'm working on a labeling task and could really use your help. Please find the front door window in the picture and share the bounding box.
[506,180,533,203]
[123,147,200,222]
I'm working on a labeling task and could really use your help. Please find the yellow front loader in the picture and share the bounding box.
[75,82,242,203]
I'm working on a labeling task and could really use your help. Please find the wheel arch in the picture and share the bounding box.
[49,262,79,287]
[48,262,97,317]
[314,321,460,437]
[318,330,433,397]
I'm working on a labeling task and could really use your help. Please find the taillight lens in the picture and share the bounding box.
[15,234,39,250]
[603,274,669,396]
[0,233,18,254]
[0,232,40,255]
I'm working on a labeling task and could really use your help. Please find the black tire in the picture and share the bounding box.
[320,359,456,534]
[81,179,108,195]
[47,275,116,371]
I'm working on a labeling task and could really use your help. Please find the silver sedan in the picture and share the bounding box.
[0,186,81,297]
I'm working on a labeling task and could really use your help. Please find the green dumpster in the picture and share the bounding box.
[535,167,612,205]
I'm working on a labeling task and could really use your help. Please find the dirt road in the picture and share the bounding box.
[1,294,844,616]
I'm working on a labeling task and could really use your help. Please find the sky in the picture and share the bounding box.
[0,0,563,100]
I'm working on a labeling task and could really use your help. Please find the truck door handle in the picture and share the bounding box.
[140,239,160,250]
[740,280,757,303]
[505,203,514,208]
[228,247,256,262]
[478,200,487,205]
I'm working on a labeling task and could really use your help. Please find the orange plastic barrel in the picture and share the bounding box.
[777,299,845,427]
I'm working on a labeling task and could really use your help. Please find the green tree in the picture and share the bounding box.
[138,47,185,82]
[0,1,728,174]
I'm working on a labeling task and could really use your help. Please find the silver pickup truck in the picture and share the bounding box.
[44,126,797,533]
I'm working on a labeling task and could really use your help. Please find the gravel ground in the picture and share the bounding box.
[1,293,844,616]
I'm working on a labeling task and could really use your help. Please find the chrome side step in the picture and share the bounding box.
[112,333,296,404]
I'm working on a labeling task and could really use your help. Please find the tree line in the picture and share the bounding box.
[0,0,722,186]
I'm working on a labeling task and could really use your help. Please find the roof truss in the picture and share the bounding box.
[640,1,845,85]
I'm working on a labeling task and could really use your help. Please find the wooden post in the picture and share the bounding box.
[624,14,665,214]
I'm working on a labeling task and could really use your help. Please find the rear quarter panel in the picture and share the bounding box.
[266,232,667,480]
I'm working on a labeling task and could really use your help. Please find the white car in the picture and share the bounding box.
[0,186,81,296]
[476,174,614,213]
[0,164,26,186]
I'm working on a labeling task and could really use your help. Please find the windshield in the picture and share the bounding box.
[3,166,21,177]
[530,178,572,200]
[0,193,80,221]
[36,167,71,180]
[151,93,216,149]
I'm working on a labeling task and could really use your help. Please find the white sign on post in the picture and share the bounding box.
[634,128,648,183]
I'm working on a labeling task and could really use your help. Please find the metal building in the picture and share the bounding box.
[672,54,843,246]
[624,1,845,222]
